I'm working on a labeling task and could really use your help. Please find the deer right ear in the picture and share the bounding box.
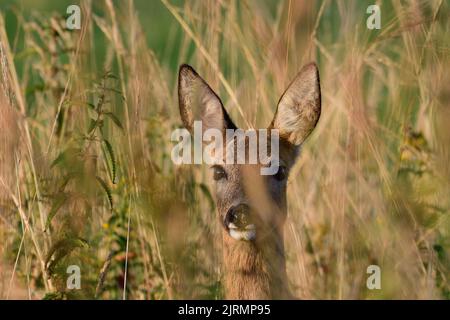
[178,64,236,134]
[270,63,321,148]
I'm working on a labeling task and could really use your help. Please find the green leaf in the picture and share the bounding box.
[103,139,117,184]
[198,183,215,210]
[103,87,124,99]
[88,118,98,134]
[45,193,67,230]
[51,151,66,169]
[104,112,124,130]
[70,100,96,110]
[59,173,75,191]
[43,292,65,300]
[103,72,118,80]
[50,148,80,168]
[70,237,89,248]
[96,176,113,210]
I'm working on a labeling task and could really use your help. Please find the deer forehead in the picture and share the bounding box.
[213,164,287,202]
[206,135,289,166]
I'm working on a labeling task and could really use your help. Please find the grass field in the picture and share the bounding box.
[0,0,449,299]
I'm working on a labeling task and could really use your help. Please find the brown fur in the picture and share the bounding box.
[222,228,292,299]
[177,63,321,299]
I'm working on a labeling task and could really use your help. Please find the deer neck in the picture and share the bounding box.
[222,231,291,299]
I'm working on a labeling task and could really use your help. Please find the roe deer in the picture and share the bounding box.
[177,63,321,299]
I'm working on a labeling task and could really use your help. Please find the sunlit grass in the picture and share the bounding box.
[0,0,449,299]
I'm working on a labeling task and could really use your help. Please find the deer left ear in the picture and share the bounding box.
[178,64,236,134]
[270,63,321,147]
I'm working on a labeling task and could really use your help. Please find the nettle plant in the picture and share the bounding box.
[43,72,127,298]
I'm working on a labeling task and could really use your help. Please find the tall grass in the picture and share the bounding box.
[0,0,449,299]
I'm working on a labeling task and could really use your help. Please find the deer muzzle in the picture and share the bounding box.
[224,204,256,241]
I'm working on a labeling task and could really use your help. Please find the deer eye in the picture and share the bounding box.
[273,166,287,181]
[212,165,227,181]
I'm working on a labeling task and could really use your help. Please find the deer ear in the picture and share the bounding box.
[270,63,321,147]
[178,64,236,134]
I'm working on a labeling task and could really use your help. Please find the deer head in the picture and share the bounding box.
[177,63,321,299]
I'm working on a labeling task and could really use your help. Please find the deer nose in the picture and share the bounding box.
[225,204,252,229]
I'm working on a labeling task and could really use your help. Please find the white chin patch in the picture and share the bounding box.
[228,224,256,241]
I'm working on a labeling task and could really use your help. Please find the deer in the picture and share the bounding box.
[177,62,321,299]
